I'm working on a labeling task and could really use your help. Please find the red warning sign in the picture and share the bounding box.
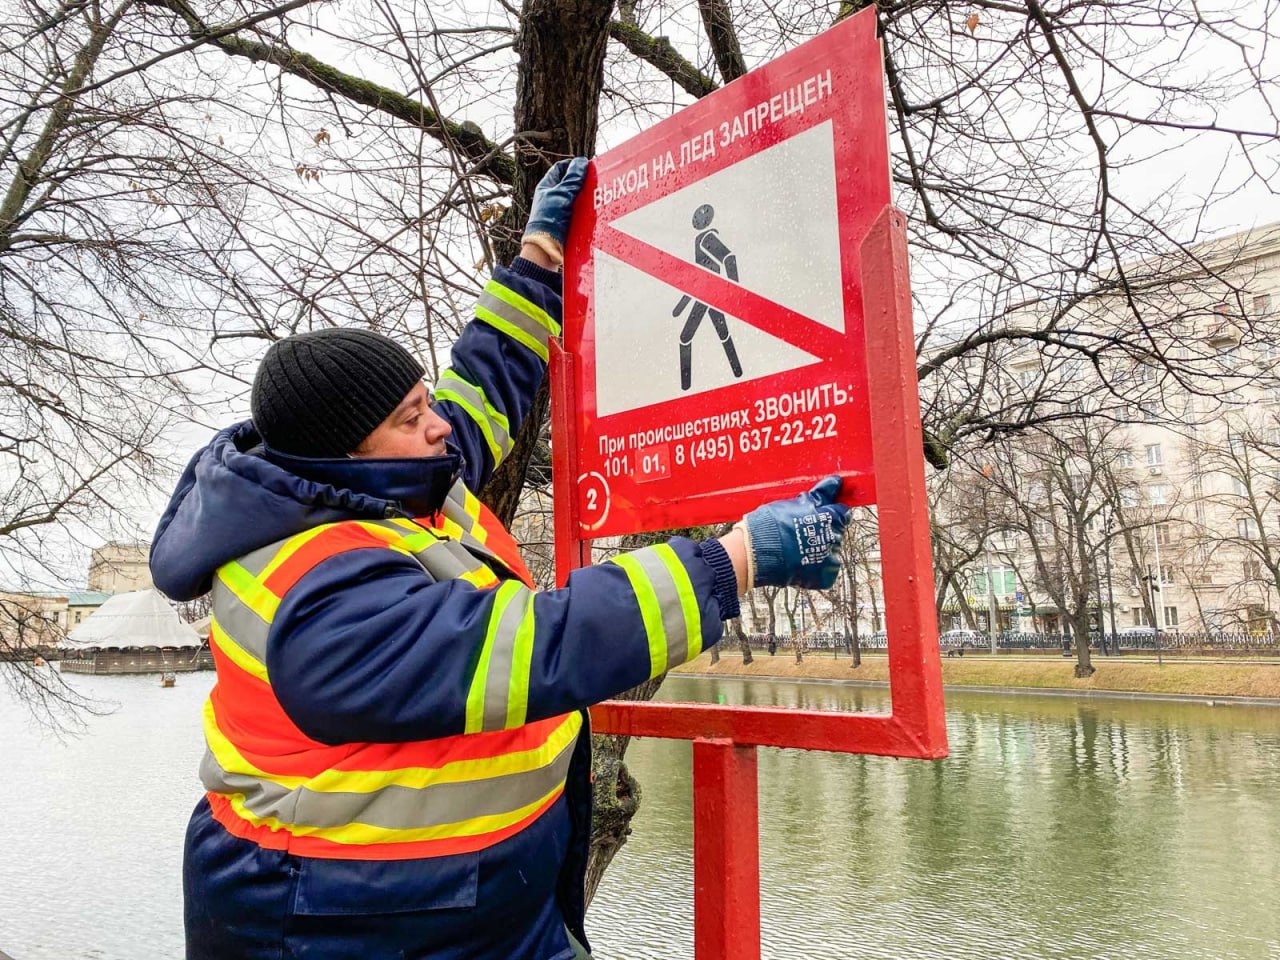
[563,9,890,537]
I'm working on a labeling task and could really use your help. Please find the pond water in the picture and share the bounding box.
[1,670,1278,959]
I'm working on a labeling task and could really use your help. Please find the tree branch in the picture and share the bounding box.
[696,0,746,82]
[607,20,718,99]
[139,0,516,184]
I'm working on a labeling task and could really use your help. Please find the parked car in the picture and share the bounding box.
[939,629,983,652]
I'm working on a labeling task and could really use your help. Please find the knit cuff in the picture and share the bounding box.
[700,538,741,622]
[510,256,563,295]
[743,513,783,588]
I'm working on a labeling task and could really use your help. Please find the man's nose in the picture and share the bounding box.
[425,408,452,441]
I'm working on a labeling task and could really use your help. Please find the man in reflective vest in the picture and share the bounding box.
[151,159,851,960]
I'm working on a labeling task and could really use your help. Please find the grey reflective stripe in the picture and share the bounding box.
[477,290,552,350]
[628,546,693,673]
[200,733,577,831]
[211,580,270,662]
[238,542,280,578]
[436,373,512,458]
[447,481,467,507]
[482,587,533,731]
[362,518,495,584]
[416,540,485,581]
[440,500,503,567]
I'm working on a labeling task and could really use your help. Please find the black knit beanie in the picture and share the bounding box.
[250,328,426,458]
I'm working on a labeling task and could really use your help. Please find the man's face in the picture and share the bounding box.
[352,382,452,459]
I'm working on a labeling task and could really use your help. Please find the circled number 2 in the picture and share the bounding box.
[577,471,611,533]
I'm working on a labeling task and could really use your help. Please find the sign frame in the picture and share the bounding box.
[549,11,947,957]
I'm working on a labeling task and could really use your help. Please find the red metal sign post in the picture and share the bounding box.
[551,10,946,959]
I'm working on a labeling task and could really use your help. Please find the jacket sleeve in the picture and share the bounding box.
[267,537,731,745]
[432,259,562,492]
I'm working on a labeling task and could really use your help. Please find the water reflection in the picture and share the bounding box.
[0,671,1277,959]
[589,677,1280,960]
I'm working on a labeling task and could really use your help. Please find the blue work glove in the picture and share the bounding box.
[522,157,589,254]
[740,476,850,590]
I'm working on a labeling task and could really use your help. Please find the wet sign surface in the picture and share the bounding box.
[563,9,889,537]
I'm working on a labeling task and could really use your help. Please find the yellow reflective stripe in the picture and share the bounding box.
[216,562,279,623]
[209,616,269,683]
[395,529,437,553]
[204,698,308,788]
[461,567,500,589]
[439,370,510,433]
[258,524,334,582]
[654,544,703,662]
[505,600,536,729]
[208,704,580,796]
[611,553,668,678]
[475,304,549,362]
[465,581,521,734]
[436,392,503,464]
[485,279,560,337]
[437,516,467,541]
[463,489,488,544]
[436,371,512,465]
[222,779,567,845]
[321,712,582,790]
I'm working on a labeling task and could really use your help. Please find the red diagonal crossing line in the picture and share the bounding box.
[595,224,847,362]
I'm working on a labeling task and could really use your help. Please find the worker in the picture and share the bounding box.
[150,158,851,960]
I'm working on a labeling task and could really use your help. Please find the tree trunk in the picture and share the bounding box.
[483,0,613,526]
[731,617,753,664]
[1072,610,1095,677]
[495,0,630,907]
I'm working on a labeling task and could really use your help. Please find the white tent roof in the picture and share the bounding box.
[64,589,202,649]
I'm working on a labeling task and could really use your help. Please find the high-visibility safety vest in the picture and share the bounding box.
[199,478,583,861]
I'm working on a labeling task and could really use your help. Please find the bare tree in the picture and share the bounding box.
[5,0,1279,907]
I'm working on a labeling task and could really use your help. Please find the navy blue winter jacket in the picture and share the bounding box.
[151,260,737,960]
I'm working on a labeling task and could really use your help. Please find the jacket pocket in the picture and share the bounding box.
[291,853,479,916]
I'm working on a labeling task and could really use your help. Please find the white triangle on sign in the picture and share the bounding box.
[610,119,844,333]
[592,249,822,417]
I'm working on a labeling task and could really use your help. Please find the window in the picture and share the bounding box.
[1116,449,1134,468]
[1146,444,1163,466]
[1244,559,1262,580]
[1155,523,1173,546]
[74,611,82,624]
[1018,367,1038,389]
[1149,484,1169,506]
[1233,477,1250,497]
[1164,606,1179,627]
[1238,517,1260,539]
[1160,565,1176,584]
[1133,607,1151,626]
[1120,486,1139,509]
[1253,293,1273,317]
[1135,364,1155,383]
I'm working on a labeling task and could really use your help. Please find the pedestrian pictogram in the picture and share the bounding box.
[673,204,744,392]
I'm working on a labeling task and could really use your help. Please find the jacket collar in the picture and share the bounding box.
[263,441,464,519]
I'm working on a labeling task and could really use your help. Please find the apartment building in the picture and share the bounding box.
[937,223,1280,635]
